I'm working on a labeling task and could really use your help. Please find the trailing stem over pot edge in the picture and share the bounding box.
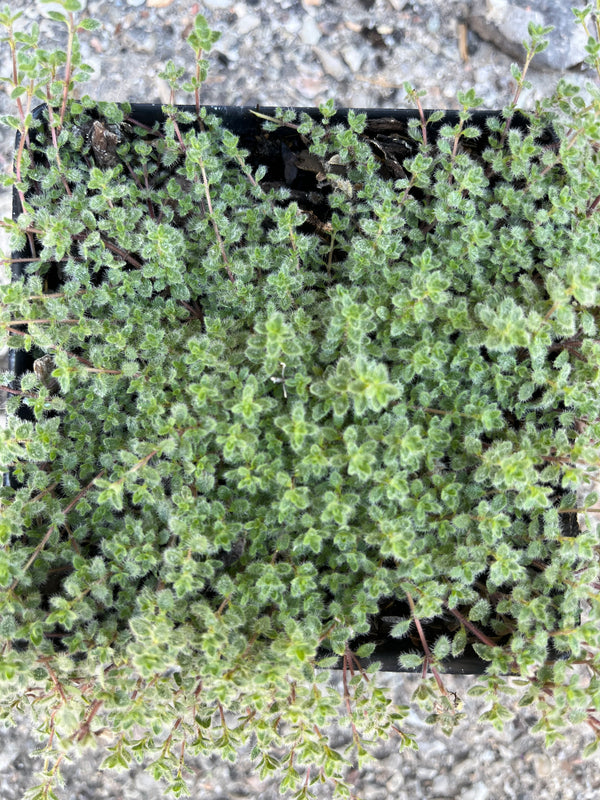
[1,2,600,799]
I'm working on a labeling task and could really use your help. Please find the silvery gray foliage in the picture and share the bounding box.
[1,3,600,799]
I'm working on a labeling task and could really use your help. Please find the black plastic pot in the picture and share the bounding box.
[6,103,573,676]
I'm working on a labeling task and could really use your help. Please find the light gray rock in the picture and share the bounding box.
[123,29,158,54]
[313,47,347,81]
[427,12,441,35]
[430,772,453,796]
[281,15,302,37]
[362,785,388,800]
[468,0,589,71]
[462,782,491,800]
[341,44,364,73]
[452,753,480,779]
[529,752,553,777]
[289,64,329,100]
[345,87,377,107]
[300,15,322,46]
[236,13,261,35]
[385,771,405,792]
[416,765,438,780]
[213,31,240,63]
[0,736,20,771]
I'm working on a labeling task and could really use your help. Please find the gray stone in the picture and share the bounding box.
[416,766,438,780]
[213,32,240,63]
[362,785,388,800]
[123,29,158,54]
[427,13,441,35]
[282,15,302,37]
[341,44,364,73]
[468,0,589,71]
[133,770,162,794]
[529,752,553,777]
[453,753,479,778]
[431,773,452,796]
[463,781,491,800]
[385,771,405,792]
[290,66,329,99]
[236,13,261,35]
[313,47,347,81]
[299,15,321,46]
[0,737,20,771]
[345,87,376,107]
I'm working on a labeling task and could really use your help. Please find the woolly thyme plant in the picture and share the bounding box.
[1,2,600,798]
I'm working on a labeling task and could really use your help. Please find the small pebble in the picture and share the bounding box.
[529,752,553,778]
[124,29,157,54]
[462,781,490,800]
[341,44,363,73]
[282,15,302,36]
[416,766,438,780]
[299,15,321,46]
[385,772,404,793]
[345,88,375,107]
[313,47,346,81]
[236,13,261,35]
[0,739,20,771]
[427,13,441,34]
[431,773,452,796]
[290,70,329,99]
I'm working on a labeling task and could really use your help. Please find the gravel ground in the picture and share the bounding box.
[1,1,600,799]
